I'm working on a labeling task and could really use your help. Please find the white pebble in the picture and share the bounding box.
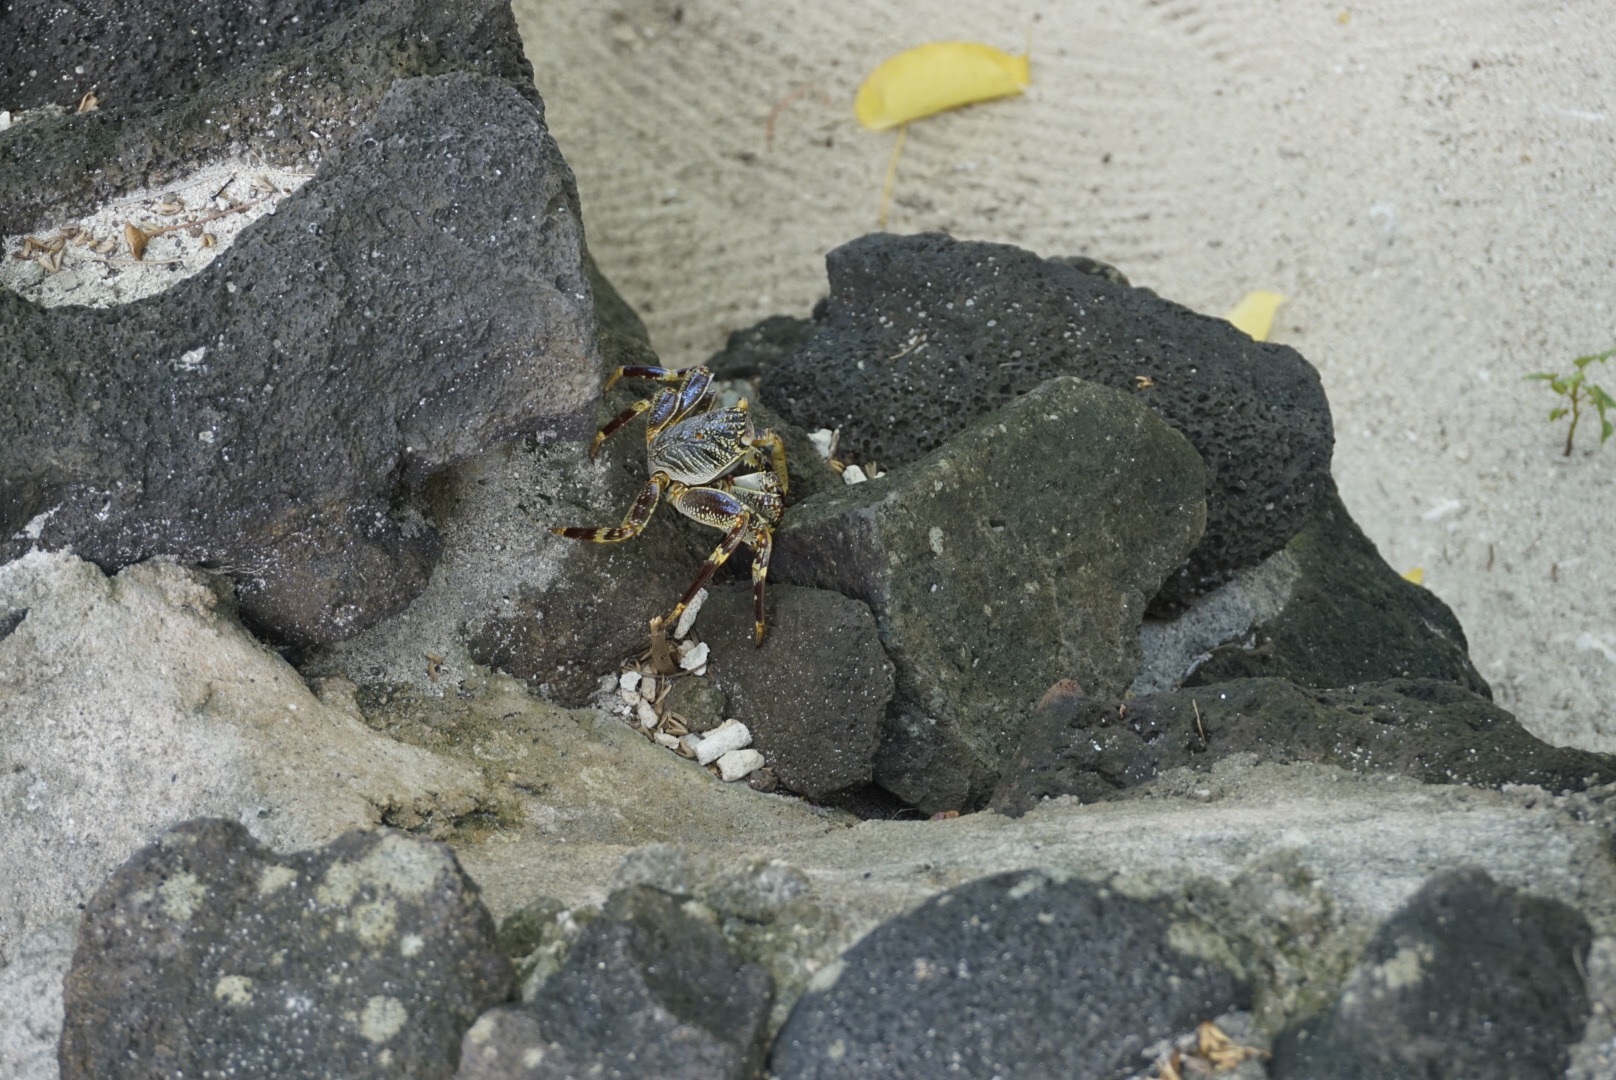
[695,719,751,765]
[639,677,658,701]
[716,748,765,782]
[619,689,642,707]
[674,589,707,639]
[635,701,659,728]
[618,671,641,693]
[0,111,10,132]
[653,731,681,750]
[842,464,868,485]
[678,641,710,672]
[807,428,835,459]
[680,733,704,756]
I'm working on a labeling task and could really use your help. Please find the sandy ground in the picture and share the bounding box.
[512,0,1616,752]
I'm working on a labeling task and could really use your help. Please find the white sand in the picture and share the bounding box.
[1,160,309,307]
[513,0,1616,752]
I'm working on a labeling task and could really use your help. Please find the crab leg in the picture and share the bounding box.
[551,473,666,542]
[590,398,653,460]
[749,526,773,645]
[745,427,790,498]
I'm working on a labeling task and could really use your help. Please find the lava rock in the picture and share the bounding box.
[457,885,773,1080]
[759,232,1334,610]
[697,583,893,799]
[1178,481,1490,695]
[59,818,511,1080]
[769,869,1247,1079]
[0,0,538,236]
[993,677,1615,815]
[1,71,599,646]
[1270,867,1592,1080]
[772,376,1207,813]
[707,313,820,380]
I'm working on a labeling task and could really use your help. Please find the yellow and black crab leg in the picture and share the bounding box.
[551,473,666,542]
[665,483,753,629]
[749,526,773,645]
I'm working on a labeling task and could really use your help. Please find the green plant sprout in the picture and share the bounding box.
[1525,347,1615,456]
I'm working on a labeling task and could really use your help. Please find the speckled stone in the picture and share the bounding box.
[1270,868,1591,1080]
[59,818,511,1080]
[769,869,1247,1079]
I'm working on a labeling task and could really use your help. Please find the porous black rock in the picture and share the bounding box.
[769,869,1247,1079]
[1178,481,1489,695]
[457,885,773,1080]
[759,232,1334,609]
[992,677,1615,815]
[2,72,599,646]
[698,582,893,800]
[59,818,511,1080]
[706,313,820,381]
[1269,867,1592,1080]
[0,0,538,236]
[773,376,1207,813]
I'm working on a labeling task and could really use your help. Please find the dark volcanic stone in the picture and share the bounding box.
[769,869,1247,1080]
[759,232,1334,609]
[1181,481,1490,695]
[706,314,819,380]
[457,886,773,1080]
[0,0,538,237]
[2,0,356,112]
[1270,868,1591,1080]
[772,377,1207,813]
[992,677,1616,815]
[1,72,599,646]
[699,582,893,799]
[59,818,511,1080]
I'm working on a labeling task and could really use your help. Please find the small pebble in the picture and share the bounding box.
[653,731,680,750]
[639,677,658,701]
[619,671,641,693]
[680,733,704,757]
[619,688,642,707]
[842,464,869,485]
[716,748,765,782]
[678,641,710,672]
[635,701,659,729]
[695,719,751,766]
[807,428,835,459]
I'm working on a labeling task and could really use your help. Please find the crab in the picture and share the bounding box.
[550,364,788,644]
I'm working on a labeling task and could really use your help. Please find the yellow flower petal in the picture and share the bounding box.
[856,42,1030,131]
[1225,290,1287,342]
[1402,566,1424,586]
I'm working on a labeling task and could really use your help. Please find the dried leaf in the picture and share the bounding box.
[201,232,217,248]
[76,91,99,113]
[157,199,185,215]
[856,42,1030,131]
[1225,290,1286,341]
[123,222,149,261]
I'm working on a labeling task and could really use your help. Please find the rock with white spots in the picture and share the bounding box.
[59,818,511,1080]
[456,886,772,1080]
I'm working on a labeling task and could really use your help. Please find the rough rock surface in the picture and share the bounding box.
[769,869,1247,1079]
[0,551,491,974]
[60,818,511,1079]
[759,232,1334,609]
[993,676,1615,815]
[1270,867,1592,1080]
[457,885,772,1080]
[2,71,598,646]
[772,376,1206,813]
[0,916,74,1080]
[1179,482,1489,695]
[706,313,820,381]
[0,0,538,235]
[699,583,893,800]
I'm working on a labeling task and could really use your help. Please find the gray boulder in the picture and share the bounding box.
[1270,867,1592,1080]
[3,57,598,647]
[773,376,1206,812]
[457,885,773,1080]
[759,232,1334,610]
[59,818,511,1080]
[769,869,1247,1079]
[700,583,893,799]
[993,677,1616,815]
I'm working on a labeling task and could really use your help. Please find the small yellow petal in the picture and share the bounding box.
[1225,290,1287,341]
[856,42,1030,131]
[1402,567,1424,585]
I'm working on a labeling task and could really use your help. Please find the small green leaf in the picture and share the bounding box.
[1550,406,1568,421]
[1602,419,1614,444]
[1590,385,1616,410]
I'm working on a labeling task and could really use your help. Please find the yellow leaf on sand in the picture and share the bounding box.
[856,42,1030,131]
[1402,567,1424,585]
[1225,290,1286,342]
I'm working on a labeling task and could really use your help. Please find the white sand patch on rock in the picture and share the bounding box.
[1,160,310,307]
